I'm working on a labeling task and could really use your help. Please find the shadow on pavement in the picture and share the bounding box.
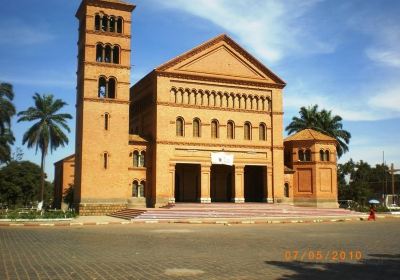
[265,253,400,279]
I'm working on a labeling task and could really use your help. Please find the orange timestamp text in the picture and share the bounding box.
[284,250,362,261]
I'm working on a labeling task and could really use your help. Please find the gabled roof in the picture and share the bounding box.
[54,154,75,165]
[284,129,336,142]
[155,34,286,87]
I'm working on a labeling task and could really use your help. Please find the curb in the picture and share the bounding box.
[1,215,398,227]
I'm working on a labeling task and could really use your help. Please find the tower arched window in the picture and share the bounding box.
[108,78,116,98]
[95,14,101,31]
[298,149,305,162]
[133,151,139,167]
[227,121,234,139]
[117,18,123,33]
[244,122,252,140]
[103,152,108,169]
[102,15,108,31]
[139,151,146,167]
[98,77,107,98]
[259,123,266,141]
[113,46,120,64]
[211,119,219,139]
[176,117,184,137]
[305,149,312,161]
[132,180,139,197]
[193,118,201,137]
[104,113,110,130]
[96,44,103,62]
[109,17,116,32]
[139,181,145,197]
[320,150,324,161]
[104,45,112,63]
[325,150,330,161]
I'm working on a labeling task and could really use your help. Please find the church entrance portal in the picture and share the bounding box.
[211,165,234,202]
[244,166,266,202]
[175,164,200,202]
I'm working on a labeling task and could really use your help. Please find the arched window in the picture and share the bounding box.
[113,46,120,64]
[109,17,115,32]
[132,180,138,197]
[305,149,311,161]
[193,118,201,137]
[176,117,184,137]
[104,113,109,130]
[103,152,108,169]
[298,149,305,162]
[104,45,112,63]
[102,15,108,31]
[96,44,103,62]
[320,150,324,161]
[108,78,116,98]
[139,151,146,167]
[95,14,101,31]
[139,181,145,197]
[325,150,330,162]
[211,120,219,139]
[284,183,289,198]
[117,17,123,33]
[227,121,234,139]
[244,122,252,140]
[133,151,139,167]
[98,77,107,98]
[259,123,266,141]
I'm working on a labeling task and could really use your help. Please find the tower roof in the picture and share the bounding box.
[76,0,135,18]
[284,129,336,142]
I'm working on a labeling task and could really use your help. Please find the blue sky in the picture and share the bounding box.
[1,0,399,180]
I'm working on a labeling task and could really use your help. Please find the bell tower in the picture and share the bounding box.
[74,0,135,215]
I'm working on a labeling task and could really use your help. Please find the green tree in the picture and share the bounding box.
[0,83,16,163]
[286,105,351,157]
[0,161,54,207]
[17,93,72,203]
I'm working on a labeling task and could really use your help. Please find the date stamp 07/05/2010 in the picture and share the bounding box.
[284,250,363,262]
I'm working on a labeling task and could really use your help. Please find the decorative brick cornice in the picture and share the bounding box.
[83,97,130,104]
[156,140,283,150]
[85,61,131,70]
[83,77,130,85]
[156,70,284,89]
[156,101,283,115]
[86,29,131,39]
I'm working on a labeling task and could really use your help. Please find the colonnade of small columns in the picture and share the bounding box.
[170,87,272,111]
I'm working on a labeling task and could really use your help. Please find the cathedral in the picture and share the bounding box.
[54,0,339,215]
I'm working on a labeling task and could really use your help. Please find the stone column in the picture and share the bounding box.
[168,163,176,203]
[266,167,274,203]
[233,165,245,203]
[200,164,211,203]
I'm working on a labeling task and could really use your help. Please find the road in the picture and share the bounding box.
[1,219,399,279]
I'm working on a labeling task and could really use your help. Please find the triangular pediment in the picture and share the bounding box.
[156,34,285,85]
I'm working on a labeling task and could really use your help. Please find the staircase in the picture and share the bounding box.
[109,203,360,221]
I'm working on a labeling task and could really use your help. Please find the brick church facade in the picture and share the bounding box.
[54,0,339,215]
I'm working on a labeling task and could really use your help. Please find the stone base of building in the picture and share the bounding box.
[127,197,146,209]
[231,198,245,203]
[199,197,211,203]
[76,203,128,216]
[293,198,339,208]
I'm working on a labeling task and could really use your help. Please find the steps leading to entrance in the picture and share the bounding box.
[109,203,359,220]
[108,209,146,220]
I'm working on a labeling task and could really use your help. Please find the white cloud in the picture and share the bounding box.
[0,19,54,46]
[366,48,400,68]
[284,80,400,121]
[154,0,336,63]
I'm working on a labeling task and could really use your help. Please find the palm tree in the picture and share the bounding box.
[18,93,72,203]
[0,83,16,163]
[286,105,351,157]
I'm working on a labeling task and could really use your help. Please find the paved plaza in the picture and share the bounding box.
[1,219,399,279]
